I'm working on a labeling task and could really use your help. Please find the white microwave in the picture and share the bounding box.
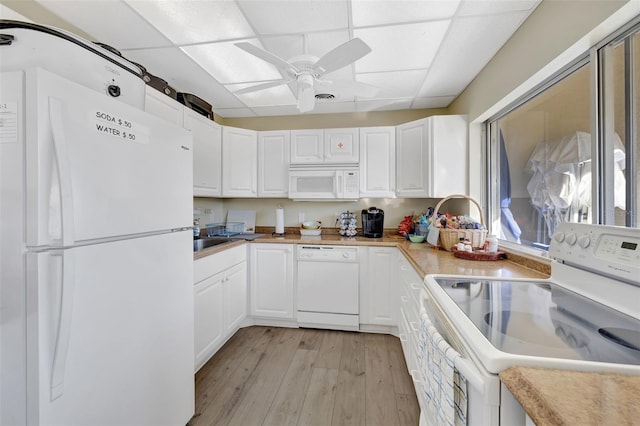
[289,167,359,200]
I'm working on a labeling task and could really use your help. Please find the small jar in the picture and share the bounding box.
[486,234,498,253]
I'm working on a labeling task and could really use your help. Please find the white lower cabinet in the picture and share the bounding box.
[396,250,425,395]
[193,245,247,372]
[249,243,295,320]
[360,246,399,329]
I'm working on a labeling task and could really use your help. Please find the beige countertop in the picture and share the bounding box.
[194,228,550,279]
[500,366,640,426]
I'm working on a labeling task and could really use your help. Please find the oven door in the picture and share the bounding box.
[419,289,504,426]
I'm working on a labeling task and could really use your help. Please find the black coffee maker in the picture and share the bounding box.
[361,207,384,238]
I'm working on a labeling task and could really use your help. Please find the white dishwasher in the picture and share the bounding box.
[297,245,359,331]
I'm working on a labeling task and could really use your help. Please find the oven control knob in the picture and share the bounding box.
[553,232,565,243]
[565,233,577,246]
[578,235,591,248]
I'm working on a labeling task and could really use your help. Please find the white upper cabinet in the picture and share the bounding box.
[396,115,467,197]
[429,115,467,197]
[222,126,258,197]
[396,119,429,197]
[290,128,359,164]
[360,127,396,198]
[184,108,222,197]
[258,130,290,197]
[324,128,359,163]
[290,129,324,163]
[144,88,184,126]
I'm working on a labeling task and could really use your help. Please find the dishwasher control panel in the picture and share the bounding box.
[297,245,358,262]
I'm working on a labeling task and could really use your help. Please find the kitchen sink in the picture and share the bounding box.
[193,236,233,252]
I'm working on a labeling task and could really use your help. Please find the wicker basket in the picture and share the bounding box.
[429,194,488,251]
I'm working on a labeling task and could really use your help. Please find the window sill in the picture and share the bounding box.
[499,241,552,276]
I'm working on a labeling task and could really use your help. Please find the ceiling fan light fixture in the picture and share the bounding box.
[297,74,315,112]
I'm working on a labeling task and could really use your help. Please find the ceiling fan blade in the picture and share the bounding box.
[235,42,298,74]
[316,79,380,98]
[312,38,372,75]
[233,79,292,95]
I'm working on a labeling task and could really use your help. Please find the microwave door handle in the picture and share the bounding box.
[336,172,343,198]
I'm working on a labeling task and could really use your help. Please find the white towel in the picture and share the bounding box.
[418,309,468,426]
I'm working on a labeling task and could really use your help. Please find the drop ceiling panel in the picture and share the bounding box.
[124,0,255,44]
[358,70,427,98]
[312,101,357,114]
[249,104,308,116]
[214,107,257,117]
[181,40,283,84]
[237,0,349,34]
[226,83,297,107]
[354,21,451,73]
[356,99,413,112]
[418,11,532,97]
[456,0,541,16]
[412,96,456,109]
[34,0,170,49]
[120,46,243,109]
[351,0,460,26]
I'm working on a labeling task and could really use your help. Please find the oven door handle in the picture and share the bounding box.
[420,289,500,403]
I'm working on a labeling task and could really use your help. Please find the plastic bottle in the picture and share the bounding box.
[486,234,498,253]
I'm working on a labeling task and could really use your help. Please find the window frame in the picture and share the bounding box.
[484,15,640,255]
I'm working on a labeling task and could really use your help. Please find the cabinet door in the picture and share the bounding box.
[194,272,224,371]
[222,126,257,197]
[396,118,429,197]
[366,247,398,325]
[250,244,294,319]
[290,129,324,163]
[360,127,396,197]
[324,128,359,163]
[224,262,247,334]
[185,109,222,197]
[144,88,184,126]
[258,130,290,197]
[429,115,468,196]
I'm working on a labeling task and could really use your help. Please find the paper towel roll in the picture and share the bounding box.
[275,207,285,234]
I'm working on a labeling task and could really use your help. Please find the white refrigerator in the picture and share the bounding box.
[1,67,194,425]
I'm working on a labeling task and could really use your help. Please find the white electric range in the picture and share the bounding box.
[421,223,640,425]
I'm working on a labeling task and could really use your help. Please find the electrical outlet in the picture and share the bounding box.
[298,212,305,223]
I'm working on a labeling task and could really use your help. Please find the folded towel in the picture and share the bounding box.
[418,308,468,426]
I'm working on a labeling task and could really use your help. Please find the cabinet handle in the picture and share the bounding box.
[400,295,409,303]
[409,321,419,332]
[409,283,421,291]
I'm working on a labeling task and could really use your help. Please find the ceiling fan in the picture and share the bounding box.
[234,38,379,112]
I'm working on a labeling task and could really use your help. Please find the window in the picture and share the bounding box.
[487,20,640,251]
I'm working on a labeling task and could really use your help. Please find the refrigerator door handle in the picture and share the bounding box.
[49,249,76,401]
[48,97,76,247]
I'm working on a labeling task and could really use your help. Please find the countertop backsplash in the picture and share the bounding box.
[194,197,469,231]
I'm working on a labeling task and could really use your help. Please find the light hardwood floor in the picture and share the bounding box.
[189,326,420,426]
